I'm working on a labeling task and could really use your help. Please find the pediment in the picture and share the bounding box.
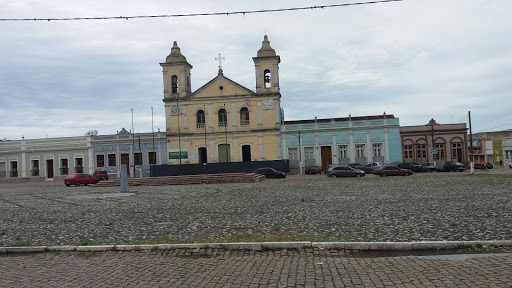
[189,75,255,99]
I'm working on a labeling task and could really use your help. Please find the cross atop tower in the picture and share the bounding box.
[215,53,225,70]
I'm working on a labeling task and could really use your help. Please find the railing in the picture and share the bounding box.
[355,157,367,165]
[338,158,349,166]
[10,170,18,177]
[373,156,385,163]
[219,121,227,127]
[60,167,69,175]
[240,120,250,126]
[74,167,84,173]
[31,169,40,176]
[197,123,205,129]
[0,171,6,178]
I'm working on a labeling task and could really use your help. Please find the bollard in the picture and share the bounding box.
[120,164,129,193]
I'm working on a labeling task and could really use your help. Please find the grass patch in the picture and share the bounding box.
[10,241,30,247]
[73,240,99,246]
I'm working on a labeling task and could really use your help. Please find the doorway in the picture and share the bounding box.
[46,159,54,178]
[242,145,251,162]
[121,153,130,177]
[218,144,231,162]
[198,147,207,164]
[321,146,332,171]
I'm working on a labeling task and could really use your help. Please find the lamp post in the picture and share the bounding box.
[177,99,182,165]
[131,108,134,178]
[224,103,229,162]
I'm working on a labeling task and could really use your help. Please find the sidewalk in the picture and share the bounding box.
[2,247,511,287]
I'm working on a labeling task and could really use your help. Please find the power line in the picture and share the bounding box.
[0,0,403,22]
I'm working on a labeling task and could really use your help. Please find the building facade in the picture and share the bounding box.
[91,128,167,178]
[281,114,402,172]
[0,136,92,181]
[469,130,512,167]
[161,36,282,164]
[502,137,512,167]
[400,119,468,166]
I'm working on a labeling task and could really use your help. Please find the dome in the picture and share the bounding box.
[165,41,188,63]
[256,35,277,57]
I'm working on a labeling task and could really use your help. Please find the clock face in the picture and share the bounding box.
[171,105,181,115]
[263,99,273,110]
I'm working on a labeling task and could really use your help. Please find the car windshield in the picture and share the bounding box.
[66,174,76,178]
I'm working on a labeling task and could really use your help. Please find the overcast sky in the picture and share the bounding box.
[1,0,511,140]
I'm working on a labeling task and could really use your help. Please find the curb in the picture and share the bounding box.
[1,240,512,254]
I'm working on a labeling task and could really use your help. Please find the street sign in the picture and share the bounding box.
[430,149,438,154]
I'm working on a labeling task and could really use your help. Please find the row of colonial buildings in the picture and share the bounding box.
[1,36,511,180]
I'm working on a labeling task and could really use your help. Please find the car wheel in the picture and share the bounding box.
[66,184,70,187]
[94,180,98,184]
[330,174,336,178]
[355,174,361,177]
[404,172,410,176]
[75,182,81,187]
[382,173,387,177]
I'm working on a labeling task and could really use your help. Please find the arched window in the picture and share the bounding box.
[171,75,178,93]
[196,110,205,129]
[240,107,249,126]
[218,108,227,127]
[263,69,271,88]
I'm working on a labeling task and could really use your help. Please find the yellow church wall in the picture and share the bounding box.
[166,131,279,164]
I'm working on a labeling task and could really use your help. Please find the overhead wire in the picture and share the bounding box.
[0,0,403,22]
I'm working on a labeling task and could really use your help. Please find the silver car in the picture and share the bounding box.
[326,165,365,178]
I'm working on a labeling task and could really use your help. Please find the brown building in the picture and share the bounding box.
[400,119,468,167]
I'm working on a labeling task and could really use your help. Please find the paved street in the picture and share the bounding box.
[1,248,512,287]
[1,170,511,287]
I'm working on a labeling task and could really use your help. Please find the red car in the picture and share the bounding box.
[373,165,413,177]
[64,173,99,186]
[93,170,109,180]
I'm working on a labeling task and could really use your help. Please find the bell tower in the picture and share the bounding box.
[253,35,280,94]
[160,41,193,100]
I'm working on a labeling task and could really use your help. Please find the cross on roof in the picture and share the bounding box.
[215,53,225,70]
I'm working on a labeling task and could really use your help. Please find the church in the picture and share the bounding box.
[161,35,282,164]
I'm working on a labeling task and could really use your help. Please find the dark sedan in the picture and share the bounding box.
[253,167,286,179]
[305,165,322,175]
[326,166,365,178]
[443,162,465,172]
[397,162,426,173]
[373,165,413,176]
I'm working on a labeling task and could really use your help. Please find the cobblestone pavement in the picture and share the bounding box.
[1,248,512,287]
[1,170,511,246]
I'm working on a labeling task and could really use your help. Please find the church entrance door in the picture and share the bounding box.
[242,145,251,162]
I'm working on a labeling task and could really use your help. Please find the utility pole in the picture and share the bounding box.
[131,108,134,178]
[469,111,474,174]
[151,107,154,167]
[224,103,229,162]
[177,99,182,165]
[138,135,142,178]
[298,130,302,175]
[431,122,435,162]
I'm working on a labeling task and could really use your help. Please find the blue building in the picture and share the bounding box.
[281,114,402,173]
[91,128,167,178]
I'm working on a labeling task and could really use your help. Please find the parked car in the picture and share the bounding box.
[324,164,339,174]
[373,165,413,177]
[397,162,426,173]
[348,163,363,170]
[64,173,98,186]
[253,167,286,179]
[443,162,465,172]
[361,162,385,173]
[423,162,444,172]
[474,162,493,170]
[326,165,365,178]
[93,170,109,180]
[305,165,322,175]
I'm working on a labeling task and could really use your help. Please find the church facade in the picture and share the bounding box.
[161,36,282,164]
